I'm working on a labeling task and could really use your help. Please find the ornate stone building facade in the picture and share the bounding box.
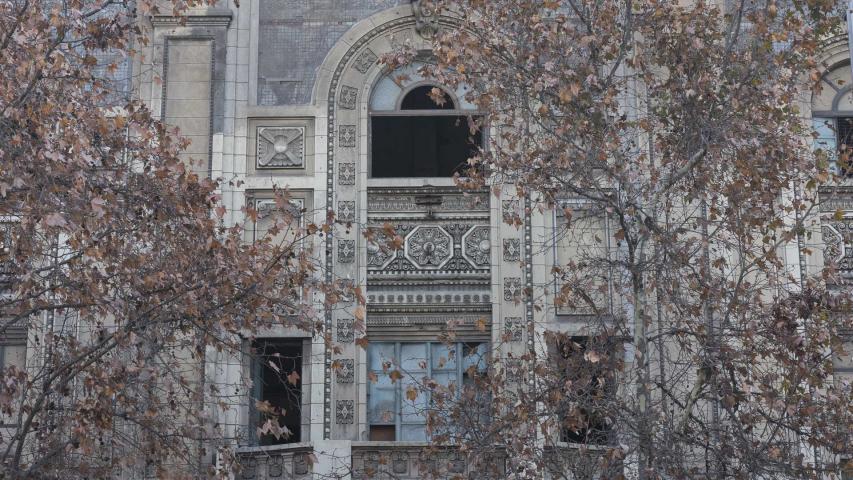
[129,2,853,478]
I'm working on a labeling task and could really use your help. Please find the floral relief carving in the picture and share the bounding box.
[366,240,396,269]
[339,162,356,185]
[337,318,355,343]
[335,358,354,383]
[339,85,358,109]
[405,226,453,269]
[504,277,522,301]
[503,238,521,261]
[462,225,491,267]
[338,240,355,263]
[241,457,257,479]
[353,48,378,73]
[336,400,354,424]
[502,199,519,223]
[256,127,304,168]
[504,317,523,341]
[337,201,355,222]
[339,125,356,147]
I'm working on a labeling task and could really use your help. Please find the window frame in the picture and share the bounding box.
[247,337,311,446]
[368,79,486,181]
[367,340,489,442]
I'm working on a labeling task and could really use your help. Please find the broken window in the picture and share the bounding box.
[251,339,304,445]
[370,84,482,178]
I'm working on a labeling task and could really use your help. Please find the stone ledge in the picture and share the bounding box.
[150,8,232,28]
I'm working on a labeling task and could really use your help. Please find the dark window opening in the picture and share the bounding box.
[553,336,616,445]
[400,85,455,110]
[371,116,482,178]
[252,339,302,445]
[837,117,853,175]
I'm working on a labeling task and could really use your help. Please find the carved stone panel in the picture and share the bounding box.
[405,226,453,269]
[337,318,355,343]
[339,125,356,147]
[338,201,356,222]
[336,400,354,424]
[339,85,358,109]
[462,225,491,267]
[353,48,378,74]
[335,358,354,383]
[256,127,304,168]
[504,317,523,341]
[339,162,356,185]
[503,238,521,261]
[504,277,522,301]
[338,240,355,264]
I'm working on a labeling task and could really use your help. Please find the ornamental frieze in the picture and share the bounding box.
[822,220,853,284]
[462,225,491,267]
[367,188,488,214]
[405,226,453,269]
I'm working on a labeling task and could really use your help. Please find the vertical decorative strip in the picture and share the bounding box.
[523,195,535,385]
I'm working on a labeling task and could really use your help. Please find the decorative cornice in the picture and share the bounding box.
[150,9,233,28]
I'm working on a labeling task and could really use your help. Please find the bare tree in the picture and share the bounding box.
[377,0,853,478]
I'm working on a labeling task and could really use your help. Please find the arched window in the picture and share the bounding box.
[812,61,853,175]
[370,63,482,178]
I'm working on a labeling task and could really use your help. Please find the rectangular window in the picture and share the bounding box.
[550,335,618,445]
[367,341,488,441]
[812,117,853,176]
[554,205,612,316]
[251,339,303,445]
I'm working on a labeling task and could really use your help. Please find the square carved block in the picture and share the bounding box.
[256,126,304,169]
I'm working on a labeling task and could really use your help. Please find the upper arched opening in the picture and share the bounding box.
[369,62,482,178]
[812,60,853,175]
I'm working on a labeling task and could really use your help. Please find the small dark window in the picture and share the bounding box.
[552,336,617,445]
[838,117,853,175]
[371,85,482,178]
[252,339,303,445]
[400,85,455,110]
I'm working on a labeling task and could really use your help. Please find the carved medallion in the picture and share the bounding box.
[339,85,358,109]
[336,400,354,424]
[405,226,453,269]
[503,238,521,261]
[339,162,356,185]
[256,127,304,168]
[462,225,491,267]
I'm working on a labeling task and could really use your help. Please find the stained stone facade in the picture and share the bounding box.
[134,2,853,478]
